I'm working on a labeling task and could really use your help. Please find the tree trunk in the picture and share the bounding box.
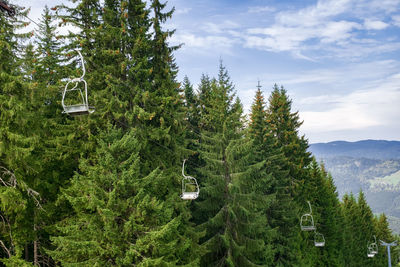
[34,224,39,266]
[25,244,29,261]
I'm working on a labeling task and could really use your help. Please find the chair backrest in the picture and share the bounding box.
[181,159,199,199]
[62,78,88,108]
[61,50,93,114]
[314,232,325,246]
[300,214,315,230]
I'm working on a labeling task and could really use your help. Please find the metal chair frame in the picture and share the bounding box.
[367,245,376,258]
[301,201,316,231]
[181,159,199,200]
[314,231,325,247]
[61,50,94,116]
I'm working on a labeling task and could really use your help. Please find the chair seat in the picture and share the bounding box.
[63,104,93,116]
[301,225,316,231]
[181,192,199,200]
[367,253,375,258]
[315,242,325,247]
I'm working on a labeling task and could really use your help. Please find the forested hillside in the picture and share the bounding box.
[310,141,400,234]
[0,1,398,266]
[310,140,400,160]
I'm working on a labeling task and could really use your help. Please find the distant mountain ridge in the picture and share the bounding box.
[310,140,400,160]
[308,139,400,234]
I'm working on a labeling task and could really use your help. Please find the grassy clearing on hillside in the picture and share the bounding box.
[370,170,400,188]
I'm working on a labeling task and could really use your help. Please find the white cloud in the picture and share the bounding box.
[285,60,399,86]
[170,32,237,51]
[247,6,276,14]
[364,19,389,30]
[274,0,352,27]
[245,20,360,53]
[243,0,399,59]
[175,7,192,15]
[299,72,400,133]
[201,20,240,34]
[354,0,400,15]
[392,15,400,27]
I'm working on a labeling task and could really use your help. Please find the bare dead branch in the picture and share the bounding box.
[0,166,17,187]
[27,188,43,210]
[0,166,44,210]
[0,240,11,258]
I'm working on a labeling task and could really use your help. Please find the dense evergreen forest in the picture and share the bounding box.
[0,0,399,266]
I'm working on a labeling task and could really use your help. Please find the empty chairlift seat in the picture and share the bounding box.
[314,232,325,247]
[300,201,316,231]
[181,159,199,200]
[62,50,94,116]
[367,235,378,257]
[367,245,376,258]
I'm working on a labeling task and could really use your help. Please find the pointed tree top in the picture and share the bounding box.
[256,80,262,91]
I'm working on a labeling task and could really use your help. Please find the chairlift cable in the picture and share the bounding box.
[22,13,40,27]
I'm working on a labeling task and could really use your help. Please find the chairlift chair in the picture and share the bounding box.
[314,232,325,247]
[300,201,316,231]
[61,50,94,116]
[370,235,378,255]
[367,244,376,258]
[181,159,199,200]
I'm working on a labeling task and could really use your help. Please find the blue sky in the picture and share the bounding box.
[18,0,400,143]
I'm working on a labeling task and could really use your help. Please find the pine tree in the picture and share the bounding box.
[356,191,376,266]
[191,63,273,266]
[248,87,266,140]
[266,84,312,199]
[342,191,379,267]
[374,213,395,266]
[197,74,213,131]
[48,128,202,266]
[0,5,35,265]
[319,166,344,266]
[255,85,306,266]
[48,0,204,265]
[341,193,359,267]
[182,76,201,177]
[225,137,276,266]
[301,159,344,266]
[183,75,199,131]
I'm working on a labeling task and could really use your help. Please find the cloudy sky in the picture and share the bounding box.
[16,0,400,143]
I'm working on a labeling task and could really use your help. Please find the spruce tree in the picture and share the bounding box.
[48,0,204,265]
[49,128,202,266]
[342,191,379,267]
[0,5,38,265]
[182,76,201,178]
[342,193,359,267]
[197,74,213,131]
[260,85,306,266]
[374,213,395,266]
[301,159,344,266]
[266,84,312,199]
[192,63,273,266]
[320,166,344,266]
[193,62,240,266]
[356,191,376,266]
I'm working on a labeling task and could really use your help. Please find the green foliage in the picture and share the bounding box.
[266,84,311,185]
[0,0,392,265]
[48,128,202,266]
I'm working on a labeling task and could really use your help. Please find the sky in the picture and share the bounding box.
[15,0,400,143]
